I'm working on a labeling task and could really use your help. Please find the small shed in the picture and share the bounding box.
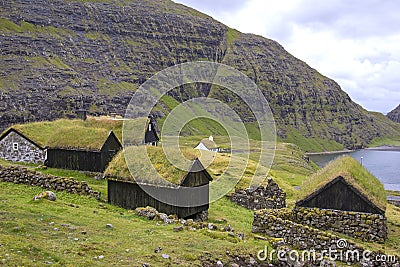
[0,128,46,164]
[296,156,386,215]
[195,136,220,152]
[45,127,122,172]
[105,146,213,219]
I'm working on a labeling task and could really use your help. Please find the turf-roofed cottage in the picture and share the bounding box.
[294,156,388,241]
[194,136,220,152]
[0,118,123,172]
[105,146,213,220]
[45,127,122,172]
[296,156,386,215]
[0,128,46,164]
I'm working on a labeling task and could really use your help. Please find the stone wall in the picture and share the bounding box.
[0,165,100,199]
[228,178,286,210]
[253,209,342,250]
[292,207,387,243]
[252,209,399,266]
[0,131,46,164]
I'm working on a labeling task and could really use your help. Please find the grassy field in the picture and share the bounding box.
[0,182,270,266]
[0,139,399,266]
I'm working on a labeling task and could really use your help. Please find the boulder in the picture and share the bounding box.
[34,191,56,201]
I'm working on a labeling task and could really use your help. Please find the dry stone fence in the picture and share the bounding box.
[253,208,397,266]
[0,165,100,199]
[229,178,286,210]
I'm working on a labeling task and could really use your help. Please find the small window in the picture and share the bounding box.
[13,143,19,151]
[148,124,152,131]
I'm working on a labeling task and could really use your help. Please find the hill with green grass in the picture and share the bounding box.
[1,142,400,266]
[1,0,400,152]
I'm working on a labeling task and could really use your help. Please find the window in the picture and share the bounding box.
[13,143,19,151]
[148,124,152,131]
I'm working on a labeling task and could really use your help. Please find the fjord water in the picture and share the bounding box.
[309,148,400,191]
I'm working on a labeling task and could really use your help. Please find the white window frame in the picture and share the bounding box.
[13,142,19,151]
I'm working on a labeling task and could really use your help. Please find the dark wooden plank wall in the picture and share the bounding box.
[100,134,122,170]
[181,170,211,187]
[46,149,104,172]
[297,177,384,215]
[108,179,209,218]
[144,120,159,145]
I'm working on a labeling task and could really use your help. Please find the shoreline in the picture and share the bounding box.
[306,145,400,156]
[365,145,400,151]
[305,149,354,156]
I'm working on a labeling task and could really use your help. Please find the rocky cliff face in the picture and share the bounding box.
[387,105,400,123]
[1,0,399,150]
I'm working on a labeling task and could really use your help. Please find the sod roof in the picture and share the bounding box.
[46,127,112,150]
[1,117,124,149]
[298,156,387,212]
[105,146,206,186]
[197,138,219,149]
[122,117,151,145]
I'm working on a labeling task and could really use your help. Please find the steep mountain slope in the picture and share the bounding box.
[1,0,399,151]
[387,105,400,123]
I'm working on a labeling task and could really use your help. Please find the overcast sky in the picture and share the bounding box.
[174,0,400,114]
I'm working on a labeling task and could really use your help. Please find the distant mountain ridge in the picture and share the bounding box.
[1,0,400,151]
[387,105,400,123]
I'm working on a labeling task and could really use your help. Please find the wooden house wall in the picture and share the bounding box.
[108,179,209,218]
[144,120,159,145]
[181,170,211,187]
[297,177,384,215]
[100,134,122,170]
[46,149,104,172]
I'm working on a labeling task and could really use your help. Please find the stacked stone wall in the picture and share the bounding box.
[229,178,286,210]
[0,131,46,163]
[252,209,398,266]
[292,207,387,243]
[0,165,100,199]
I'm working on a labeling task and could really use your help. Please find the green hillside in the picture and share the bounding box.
[1,0,400,151]
[1,143,400,265]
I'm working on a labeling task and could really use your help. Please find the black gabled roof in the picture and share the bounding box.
[144,117,159,144]
[100,131,123,151]
[296,176,385,215]
[0,128,44,150]
[180,158,213,186]
[296,156,386,213]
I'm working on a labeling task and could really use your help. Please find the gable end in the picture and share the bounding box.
[296,176,385,215]
[0,128,44,150]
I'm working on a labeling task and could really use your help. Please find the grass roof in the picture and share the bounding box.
[105,146,202,186]
[105,143,294,195]
[122,117,150,145]
[3,117,123,149]
[298,156,387,211]
[198,138,219,149]
[46,127,111,150]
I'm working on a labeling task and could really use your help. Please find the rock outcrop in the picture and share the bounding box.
[387,104,400,123]
[1,0,400,150]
